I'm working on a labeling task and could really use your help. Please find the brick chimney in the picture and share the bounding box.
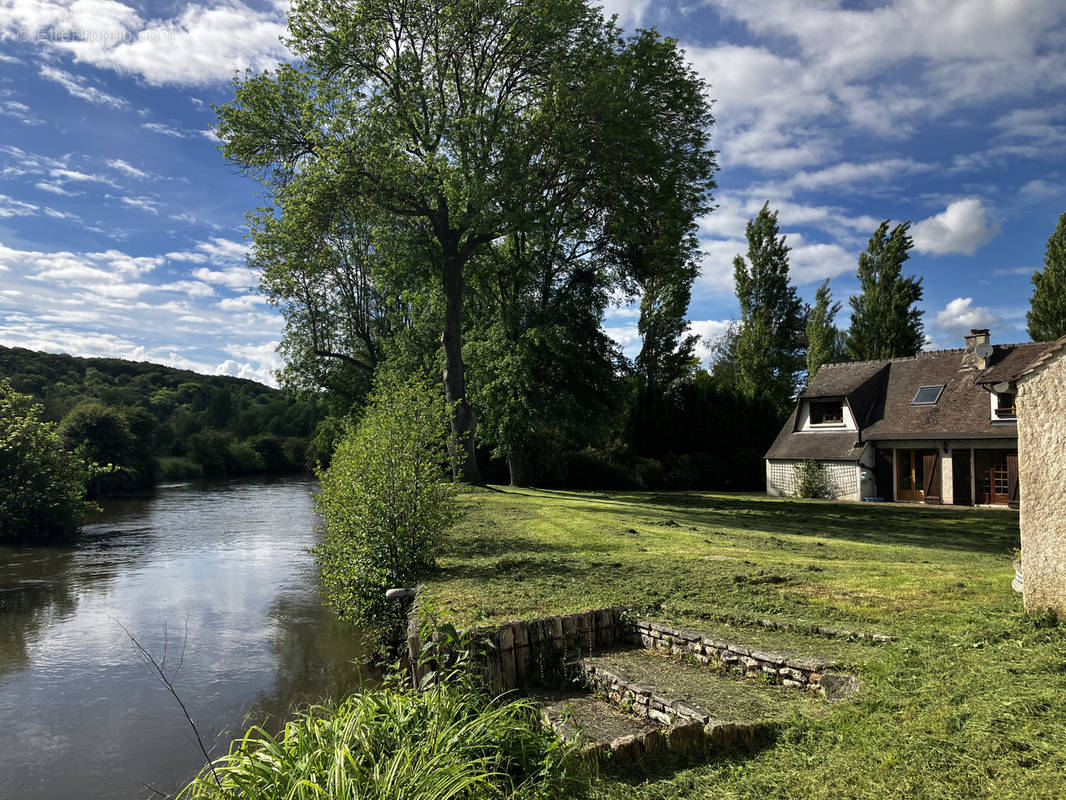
[963,328,991,370]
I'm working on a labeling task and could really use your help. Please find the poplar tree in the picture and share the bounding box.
[1027,211,1066,342]
[845,220,924,360]
[732,204,804,412]
[806,278,843,384]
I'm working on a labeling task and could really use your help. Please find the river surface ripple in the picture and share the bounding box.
[0,477,370,800]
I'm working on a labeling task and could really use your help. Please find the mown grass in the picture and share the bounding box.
[419,487,1066,800]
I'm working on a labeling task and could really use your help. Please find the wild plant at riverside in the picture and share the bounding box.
[177,682,589,800]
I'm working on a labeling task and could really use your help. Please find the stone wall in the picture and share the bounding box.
[1018,346,1066,617]
[633,620,857,695]
[408,608,861,698]
[408,606,632,693]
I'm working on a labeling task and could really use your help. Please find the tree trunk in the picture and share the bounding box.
[508,443,527,487]
[442,252,482,484]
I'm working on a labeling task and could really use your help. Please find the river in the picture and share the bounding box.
[0,477,372,799]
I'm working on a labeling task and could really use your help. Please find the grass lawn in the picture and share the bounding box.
[420,487,1066,799]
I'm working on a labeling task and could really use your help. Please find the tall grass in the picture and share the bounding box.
[178,683,588,800]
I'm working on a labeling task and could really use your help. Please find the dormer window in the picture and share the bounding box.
[911,385,945,406]
[995,391,1016,418]
[809,399,844,425]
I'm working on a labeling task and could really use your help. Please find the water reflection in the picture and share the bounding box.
[0,477,372,800]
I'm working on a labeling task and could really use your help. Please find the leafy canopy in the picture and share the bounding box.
[0,379,95,542]
[845,220,924,361]
[732,203,805,412]
[806,278,844,385]
[1028,211,1066,342]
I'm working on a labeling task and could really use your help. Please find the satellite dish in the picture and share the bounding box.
[975,342,993,359]
[992,381,1012,393]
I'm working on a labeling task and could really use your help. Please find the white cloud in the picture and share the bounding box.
[119,195,160,214]
[912,198,999,256]
[687,319,733,366]
[0,194,40,217]
[39,65,128,108]
[1020,178,1060,197]
[58,3,290,86]
[141,121,186,138]
[35,182,80,196]
[50,167,118,186]
[935,296,1004,339]
[218,294,267,311]
[598,0,653,27]
[0,100,43,125]
[106,158,148,178]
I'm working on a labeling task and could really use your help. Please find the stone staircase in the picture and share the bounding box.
[536,646,833,765]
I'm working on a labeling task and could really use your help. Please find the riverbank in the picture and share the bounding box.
[416,487,1066,799]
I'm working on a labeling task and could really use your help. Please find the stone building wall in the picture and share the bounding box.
[1017,348,1066,616]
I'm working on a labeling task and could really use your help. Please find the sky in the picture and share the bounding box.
[1,0,1064,386]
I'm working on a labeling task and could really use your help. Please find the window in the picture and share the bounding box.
[994,391,1016,418]
[809,399,844,425]
[911,385,945,406]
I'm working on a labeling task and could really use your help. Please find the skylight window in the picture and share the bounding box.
[911,385,945,406]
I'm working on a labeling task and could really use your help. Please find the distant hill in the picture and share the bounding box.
[0,345,325,487]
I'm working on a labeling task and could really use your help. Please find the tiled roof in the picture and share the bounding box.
[800,360,889,399]
[1012,334,1066,381]
[764,406,866,460]
[768,340,1055,462]
[976,342,1051,384]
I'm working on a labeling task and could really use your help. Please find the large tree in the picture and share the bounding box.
[805,278,843,384]
[219,0,617,482]
[845,220,924,360]
[219,2,714,483]
[731,204,805,412]
[1027,211,1066,342]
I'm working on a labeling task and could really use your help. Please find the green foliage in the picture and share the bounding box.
[845,220,924,360]
[179,682,587,800]
[0,379,94,542]
[1027,211,1066,342]
[157,456,203,480]
[0,345,322,489]
[793,458,832,499]
[219,0,717,485]
[315,373,458,633]
[805,278,843,384]
[732,204,805,412]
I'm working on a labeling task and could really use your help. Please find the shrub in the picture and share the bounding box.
[0,379,94,542]
[225,440,267,474]
[315,373,457,634]
[157,456,203,480]
[794,458,833,499]
[178,683,587,800]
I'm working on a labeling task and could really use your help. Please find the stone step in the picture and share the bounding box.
[533,688,753,766]
[579,647,833,729]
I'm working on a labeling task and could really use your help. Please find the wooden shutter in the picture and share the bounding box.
[1007,453,1020,509]
[923,451,942,504]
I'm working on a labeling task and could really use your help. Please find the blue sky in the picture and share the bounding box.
[1,0,1064,386]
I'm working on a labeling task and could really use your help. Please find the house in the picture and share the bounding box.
[765,329,1051,506]
[1014,334,1066,616]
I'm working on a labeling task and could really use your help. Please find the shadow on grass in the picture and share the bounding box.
[517,489,1018,556]
[596,729,780,786]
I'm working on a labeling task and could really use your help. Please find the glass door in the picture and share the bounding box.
[897,449,926,501]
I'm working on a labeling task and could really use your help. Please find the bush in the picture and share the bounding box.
[226,440,267,474]
[157,456,203,480]
[794,458,832,499]
[315,373,458,634]
[178,683,587,800]
[0,380,94,541]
